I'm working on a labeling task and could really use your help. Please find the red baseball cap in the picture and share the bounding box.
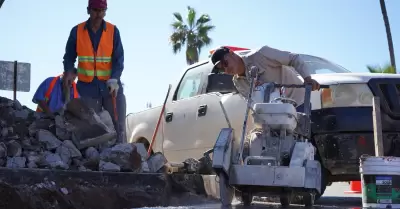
[88,0,107,9]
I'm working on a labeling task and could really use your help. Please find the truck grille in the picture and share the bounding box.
[368,78,400,118]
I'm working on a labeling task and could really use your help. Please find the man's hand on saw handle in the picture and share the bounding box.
[303,76,320,91]
[249,66,320,91]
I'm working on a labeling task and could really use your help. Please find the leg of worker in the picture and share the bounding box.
[103,92,127,143]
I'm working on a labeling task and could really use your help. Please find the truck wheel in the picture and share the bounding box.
[218,172,234,206]
[241,192,253,206]
[303,193,315,207]
[315,166,328,200]
[279,191,293,207]
[314,151,328,201]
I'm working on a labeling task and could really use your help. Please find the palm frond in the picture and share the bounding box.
[196,14,211,25]
[367,63,396,74]
[173,12,183,22]
[187,6,196,29]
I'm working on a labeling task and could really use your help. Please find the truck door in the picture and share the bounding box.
[162,63,210,163]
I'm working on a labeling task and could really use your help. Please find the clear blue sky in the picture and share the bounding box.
[0,0,399,114]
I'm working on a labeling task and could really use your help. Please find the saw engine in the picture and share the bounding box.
[244,83,315,167]
[212,67,330,207]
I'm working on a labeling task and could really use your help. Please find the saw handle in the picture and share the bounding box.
[274,84,330,89]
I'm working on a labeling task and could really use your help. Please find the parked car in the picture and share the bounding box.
[126,47,400,197]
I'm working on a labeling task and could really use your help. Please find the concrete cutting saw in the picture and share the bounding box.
[211,66,329,207]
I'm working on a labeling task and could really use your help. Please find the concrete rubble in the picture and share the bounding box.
[0,97,223,209]
[0,97,166,173]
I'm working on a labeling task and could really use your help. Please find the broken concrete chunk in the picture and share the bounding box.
[95,110,115,133]
[28,119,54,137]
[141,161,150,173]
[147,152,167,173]
[43,152,69,170]
[107,143,142,172]
[56,145,72,165]
[37,129,62,150]
[54,115,71,141]
[134,143,148,161]
[99,148,112,160]
[0,142,7,158]
[27,161,38,168]
[0,96,168,173]
[6,140,22,157]
[78,165,92,171]
[61,140,82,158]
[56,140,82,165]
[13,109,30,120]
[99,160,120,172]
[6,156,26,168]
[12,100,22,110]
[25,151,42,165]
[85,147,100,161]
[1,128,8,137]
[72,132,116,149]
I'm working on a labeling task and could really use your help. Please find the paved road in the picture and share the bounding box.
[138,182,362,209]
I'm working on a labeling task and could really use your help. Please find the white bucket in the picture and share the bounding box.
[359,155,400,208]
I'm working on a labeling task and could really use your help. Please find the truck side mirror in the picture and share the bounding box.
[206,73,238,94]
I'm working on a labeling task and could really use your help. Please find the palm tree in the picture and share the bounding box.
[0,0,5,9]
[169,6,215,65]
[380,0,396,72]
[367,63,396,74]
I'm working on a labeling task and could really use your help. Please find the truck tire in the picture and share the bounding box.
[279,190,293,207]
[315,155,328,200]
[241,192,253,206]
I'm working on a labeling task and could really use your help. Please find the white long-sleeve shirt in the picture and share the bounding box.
[232,45,311,106]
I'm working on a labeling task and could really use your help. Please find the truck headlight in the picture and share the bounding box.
[321,84,374,108]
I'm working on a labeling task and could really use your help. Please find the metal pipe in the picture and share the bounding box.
[237,66,259,163]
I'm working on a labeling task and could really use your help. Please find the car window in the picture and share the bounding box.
[300,54,351,74]
[286,55,351,76]
[175,63,212,101]
[314,68,337,74]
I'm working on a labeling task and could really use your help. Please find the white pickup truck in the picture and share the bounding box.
[126,47,400,192]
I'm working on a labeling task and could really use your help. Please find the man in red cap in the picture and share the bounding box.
[63,0,127,143]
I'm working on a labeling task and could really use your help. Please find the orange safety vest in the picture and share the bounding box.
[76,21,115,83]
[36,75,79,112]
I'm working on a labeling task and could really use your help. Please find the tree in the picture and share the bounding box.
[169,6,215,65]
[380,0,396,72]
[0,0,5,10]
[367,63,396,74]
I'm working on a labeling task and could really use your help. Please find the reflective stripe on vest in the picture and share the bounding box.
[76,21,115,83]
[36,75,79,112]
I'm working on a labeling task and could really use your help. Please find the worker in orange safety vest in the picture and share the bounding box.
[32,70,79,116]
[62,0,126,143]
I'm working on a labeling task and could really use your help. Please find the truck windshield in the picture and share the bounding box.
[237,50,351,75]
[300,54,351,74]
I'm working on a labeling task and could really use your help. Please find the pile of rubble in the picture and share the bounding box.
[0,96,166,173]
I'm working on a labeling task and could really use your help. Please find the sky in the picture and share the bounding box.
[0,0,399,114]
